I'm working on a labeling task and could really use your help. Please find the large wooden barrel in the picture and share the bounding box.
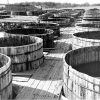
[81,20,100,26]
[26,10,47,16]
[0,34,44,72]
[0,21,60,37]
[83,8,100,19]
[75,24,100,33]
[11,11,27,16]
[0,53,12,100]
[72,31,100,49]
[41,18,70,27]
[6,28,54,48]
[26,22,60,37]
[81,8,100,27]
[0,15,10,19]
[63,46,100,100]
[0,20,35,31]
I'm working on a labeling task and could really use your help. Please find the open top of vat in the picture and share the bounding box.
[33,22,59,27]
[83,18,100,21]
[76,23,99,27]
[6,28,53,35]
[64,46,100,79]
[73,31,100,39]
[42,18,66,21]
[0,34,35,47]
[0,34,43,55]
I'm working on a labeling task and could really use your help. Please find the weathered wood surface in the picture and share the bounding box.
[0,34,44,72]
[0,53,12,100]
[6,28,54,48]
[63,46,100,100]
[13,28,72,100]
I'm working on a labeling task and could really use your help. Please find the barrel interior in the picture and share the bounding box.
[0,35,34,47]
[76,23,99,27]
[42,18,65,21]
[6,28,48,35]
[65,46,100,77]
[74,31,100,39]
[12,11,27,16]
[83,18,100,21]
[37,23,59,28]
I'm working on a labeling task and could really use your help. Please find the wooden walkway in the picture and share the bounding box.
[12,27,73,100]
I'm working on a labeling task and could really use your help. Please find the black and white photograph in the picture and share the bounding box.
[0,0,100,100]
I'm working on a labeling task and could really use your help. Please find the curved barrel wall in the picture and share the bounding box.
[6,28,54,48]
[11,11,27,16]
[0,34,44,72]
[72,31,100,49]
[0,53,12,100]
[75,25,100,33]
[63,46,100,100]
[0,21,60,37]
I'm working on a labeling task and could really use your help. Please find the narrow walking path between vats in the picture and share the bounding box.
[12,27,73,100]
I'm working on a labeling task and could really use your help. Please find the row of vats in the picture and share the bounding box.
[39,9,85,27]
[0,10,47,18]
[0,8,84,100]
[63,8,100,100]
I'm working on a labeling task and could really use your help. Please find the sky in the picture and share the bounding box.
[0,0,100,4]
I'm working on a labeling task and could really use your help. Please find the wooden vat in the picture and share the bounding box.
[75,24,100,32]
[51,16,74,26]
[0,34,44,72]
[72,31,100,49]
[41,18,70,27]
[0,53,12,100]
[63,46,100,100]
[82,20,100,26]
[0,20,35,31]
[26,22,60,37]
[82,9,100,27]
[11,11,27,16]
[0,15,10,19]
[0,21,60,37]
[6,28,54,48]
[26,10,47,16]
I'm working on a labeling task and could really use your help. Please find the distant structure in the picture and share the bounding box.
[5,4,39,12]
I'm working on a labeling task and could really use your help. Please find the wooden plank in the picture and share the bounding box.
[30,39,68,100]
[33,60,59,99]
[30,60,57,99]
[53,80,63,96]
[35,60,62,99]
[46,61,63,98]
[35,80,52,99]
[15,59,56,100]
